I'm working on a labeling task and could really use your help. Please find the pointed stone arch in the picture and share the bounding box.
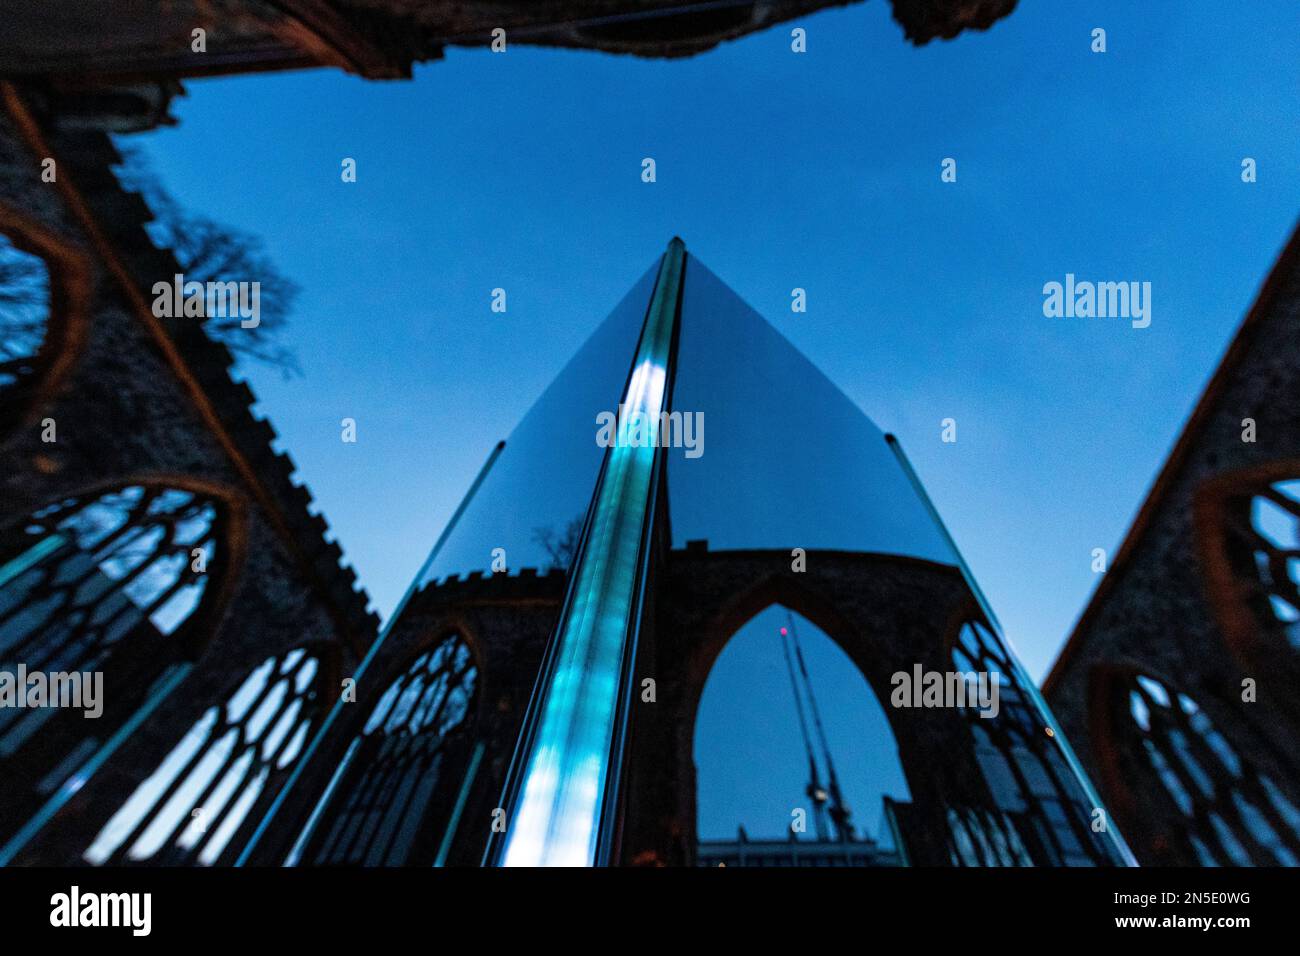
[618,545,980,865]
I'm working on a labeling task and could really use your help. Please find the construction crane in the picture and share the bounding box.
[780,611,856,842]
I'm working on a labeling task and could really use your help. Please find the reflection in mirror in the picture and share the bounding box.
[299,634,478,867]
[694,606,910,866]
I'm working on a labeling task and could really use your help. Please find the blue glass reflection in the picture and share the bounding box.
[666,258,955,564]
[417,264,658,587]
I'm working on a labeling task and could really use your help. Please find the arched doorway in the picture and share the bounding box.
[692,604,911,866]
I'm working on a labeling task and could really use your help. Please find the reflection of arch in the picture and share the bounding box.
[943,613,1112,866]
[630,549,976,867]
[1196,461,1300,682]
[633,547,1129,866]
[682,570,890,744]
[691,602,905,847]
[299,629,483,866]
[0,476,246,832]
[0,199,92,439]
[84,641,338,865]
[681,573,898,843]
[1090,665,1300,865]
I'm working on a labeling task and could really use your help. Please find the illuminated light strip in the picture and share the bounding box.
[498,239,684,867]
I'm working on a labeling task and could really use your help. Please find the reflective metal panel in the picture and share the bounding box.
[417,264,658,587]
[666,257,955,565]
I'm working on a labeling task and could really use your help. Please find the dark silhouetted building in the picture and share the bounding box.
[1045,224,1300,867]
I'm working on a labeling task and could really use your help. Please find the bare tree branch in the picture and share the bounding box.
[117,147,302,377]
[533,515,585,573]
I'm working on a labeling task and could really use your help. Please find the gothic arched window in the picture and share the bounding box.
[0,483,230,833]
[85,646,330,865]
[1203,475,1300,653]
[1120,672,1300,865]
[299,633,479,866]
[949,619,1117,866]
[1246,480,1300,646]
[0,232,50,412]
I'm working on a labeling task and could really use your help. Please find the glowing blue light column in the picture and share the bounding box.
[497,239,684,866]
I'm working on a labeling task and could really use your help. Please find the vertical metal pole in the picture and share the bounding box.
[491,239,686,867]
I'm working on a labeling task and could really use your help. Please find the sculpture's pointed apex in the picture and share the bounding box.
[667,236,686,253]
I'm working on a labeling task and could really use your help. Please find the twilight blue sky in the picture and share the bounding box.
[123,1,1298,837]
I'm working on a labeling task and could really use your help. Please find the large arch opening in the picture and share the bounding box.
[1196,465,1300,706]
[692,604,911,866]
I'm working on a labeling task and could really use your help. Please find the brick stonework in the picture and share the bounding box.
[1045,224,1300,866]
[0,85,377,865]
